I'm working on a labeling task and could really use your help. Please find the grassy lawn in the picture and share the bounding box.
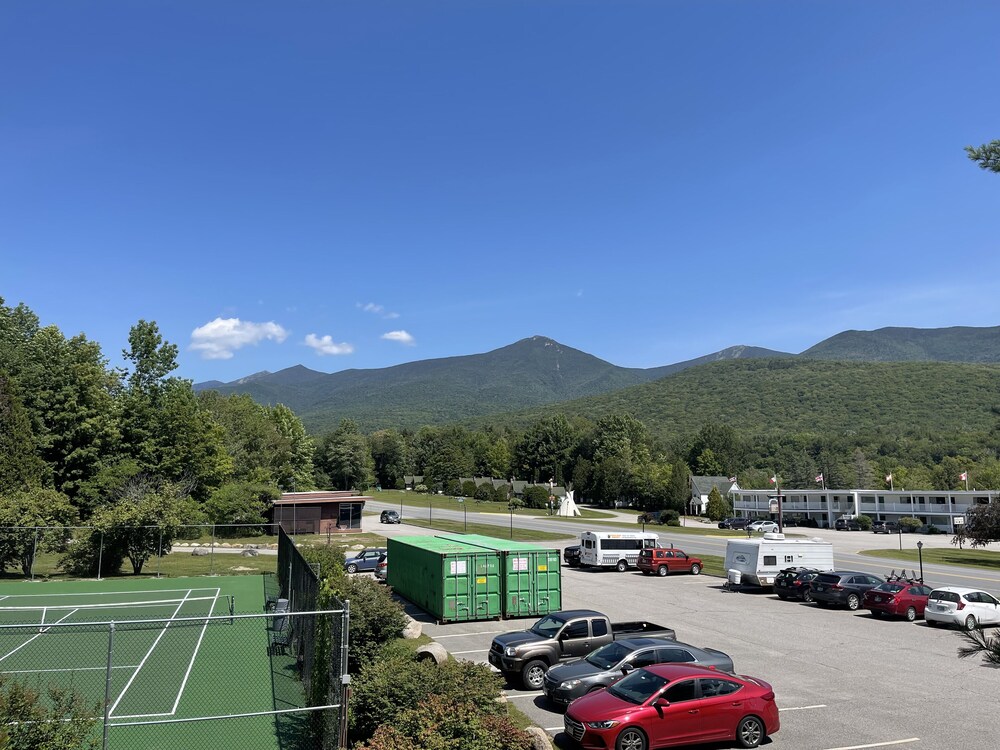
[401,517,571,542]
[368,489,616,519]
[860,546,1000,571]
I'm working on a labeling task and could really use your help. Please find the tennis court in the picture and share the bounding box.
[0,575,320,750]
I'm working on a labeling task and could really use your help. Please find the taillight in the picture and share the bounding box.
[957,599,965,610]
[829,584,843,591]
[761,691,775,701]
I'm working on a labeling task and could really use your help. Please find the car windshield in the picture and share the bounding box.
[874,583,905,593]
[586,642,632,670]
[530,615,567,637]
[607,669,670,705]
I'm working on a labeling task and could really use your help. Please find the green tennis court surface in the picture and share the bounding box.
[0,575,309,750]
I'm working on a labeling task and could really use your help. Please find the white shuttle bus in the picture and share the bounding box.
[579,531,660,572]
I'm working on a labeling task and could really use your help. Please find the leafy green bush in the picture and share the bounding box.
[0,677,99,750]
[474,483,494,501]
[354,694,533,750]
[330,576,406,674]
[299,544,347,585]
[899,517,922,532]
[857,515,873,531]
[349,657,510,743]
[414,484,428,493]
[522,485,549,509]
[657,509,680,525]
[461,480,478,498]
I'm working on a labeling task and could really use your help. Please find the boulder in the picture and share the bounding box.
[191,548,209,556]
[402,616,422,640]
[524,727,552,750]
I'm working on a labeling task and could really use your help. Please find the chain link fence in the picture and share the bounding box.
[0,523,281,580]
[0,604,348,750]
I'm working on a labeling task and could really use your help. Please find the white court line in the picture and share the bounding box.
[2,664,139,675]
[780,704,828,711]
[1,587,219,599]
[824,740,919,750]
[0,596,9,603]
[0,609,79,662]
[112,588,222,720]
[108,589,195,717]
[432,630,507,638]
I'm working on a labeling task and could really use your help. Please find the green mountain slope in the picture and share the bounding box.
[803,326,1000,362]
[489,359,1000,440]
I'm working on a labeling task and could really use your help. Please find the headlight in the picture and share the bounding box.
[585,720,620,730]
[504,646,518,657]
[559,679,582,690]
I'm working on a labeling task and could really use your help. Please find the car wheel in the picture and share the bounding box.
[346,563,358,574]
[657,565,668,577]
[905,607,917,622]
[522,660,548,690]
[690,563,701,575]
[846,594,860,611]
[616,560,628,572]
[614,726,648,750]
[803,590,814,603]
[736,715,765,748]
[965,614,979,631]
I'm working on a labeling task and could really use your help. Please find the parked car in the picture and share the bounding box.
[718,517,749,530]
[872,520,899,534]
[379,509,401,524]
[809,571,885,610]
[774,567,821,602]
[373,553,388,582]
[563,545,582,568]
[637,547,702,577]
[862,580,932,621]
[925,587,1000,631]
[747,520,779,533]
[781,516,798,527]
[835,517,861,531]
[563,663,780,750]
[343,547,388,574]
[543,637,734,707]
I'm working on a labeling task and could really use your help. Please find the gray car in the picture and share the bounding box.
[542,637,734,707]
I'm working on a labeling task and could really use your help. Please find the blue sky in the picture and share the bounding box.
[3,1,998,384]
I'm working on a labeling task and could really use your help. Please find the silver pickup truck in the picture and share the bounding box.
[488,609,676,690]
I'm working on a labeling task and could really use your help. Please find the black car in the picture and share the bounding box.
[542,637,734,707]
[810,571,885,610]
[718,517,750,530]
[563,545,581,567]
[872,520,899,534]
[774,567,820,602]
[380,510,401,524]
[835,517,861,531]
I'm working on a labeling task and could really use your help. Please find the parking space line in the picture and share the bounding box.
[779,704,827,711]
[545,726,562,732]
[503,691,542,698]
[432,631,507,638]
[450,649,488,655]
[824,739,919,749]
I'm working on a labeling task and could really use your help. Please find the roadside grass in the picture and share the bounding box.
[859,546,1000,571]
[5,549,278,581]
[401,517,571,543]
[369,489,615,519]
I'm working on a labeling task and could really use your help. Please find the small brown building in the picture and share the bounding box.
[271,491,370,534]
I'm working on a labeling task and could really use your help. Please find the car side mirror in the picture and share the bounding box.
[654,698,670,708]
[621,663,633,675]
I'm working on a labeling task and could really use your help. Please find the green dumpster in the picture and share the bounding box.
[436,534,562,618]
[386,536,502,623]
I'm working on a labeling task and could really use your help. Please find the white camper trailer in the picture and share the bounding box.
[724,533,834,586]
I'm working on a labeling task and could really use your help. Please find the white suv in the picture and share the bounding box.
[925,587,1000,631]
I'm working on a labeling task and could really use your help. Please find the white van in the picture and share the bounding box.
[579,530,660,571]
[724,533,834,586]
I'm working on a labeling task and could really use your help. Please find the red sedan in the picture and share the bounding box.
[563,663,779,750]
[863,581,932,621]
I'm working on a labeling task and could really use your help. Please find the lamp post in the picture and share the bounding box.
[429,497,433,529]
[916,541,924,582]
[457,497,467,532]
[509,502,514,539]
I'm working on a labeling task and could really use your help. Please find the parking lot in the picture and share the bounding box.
[410,562,1000,749]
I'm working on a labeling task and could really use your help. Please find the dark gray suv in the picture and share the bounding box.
[810,571,885,610]
[542,637,734,707]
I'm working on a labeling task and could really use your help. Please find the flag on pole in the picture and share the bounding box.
[885,473,892,482]
[960,472,968,481]
[814,473,823,483]
[769,475,777,485]
[727,476,737,483]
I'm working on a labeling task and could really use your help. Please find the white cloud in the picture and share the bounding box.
[358,301,400,319]
[381,330,415,346]
[190,317,289,360]
[304,333,355,356]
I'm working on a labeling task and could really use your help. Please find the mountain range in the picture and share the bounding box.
[194,325,1000,434]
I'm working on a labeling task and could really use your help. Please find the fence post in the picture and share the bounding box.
[102,621,116,750]
[338,601,351,749]
[210,523,216,576]
[30,528,39,581]
[97,531,104,581]
[156,527,164,578]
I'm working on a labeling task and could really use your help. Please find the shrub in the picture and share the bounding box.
[354,694,533,750]
[330,576,406,674]
[350,657,509,743]
[445,479,462,496]
[0,677,99,750]
[414,484,429,493]
[657,509,680,525]
[461,480,478,498]
[474,483,494,502]
[299,544,347,585]
[899,517,922,532]
[522,485,550,509]
[857,515,873,531]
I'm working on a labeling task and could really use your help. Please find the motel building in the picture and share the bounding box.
[731,486,999,533]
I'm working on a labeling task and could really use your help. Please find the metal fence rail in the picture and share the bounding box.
[0,607,348,750]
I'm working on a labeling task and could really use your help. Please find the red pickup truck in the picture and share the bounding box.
[637,547,702,577]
